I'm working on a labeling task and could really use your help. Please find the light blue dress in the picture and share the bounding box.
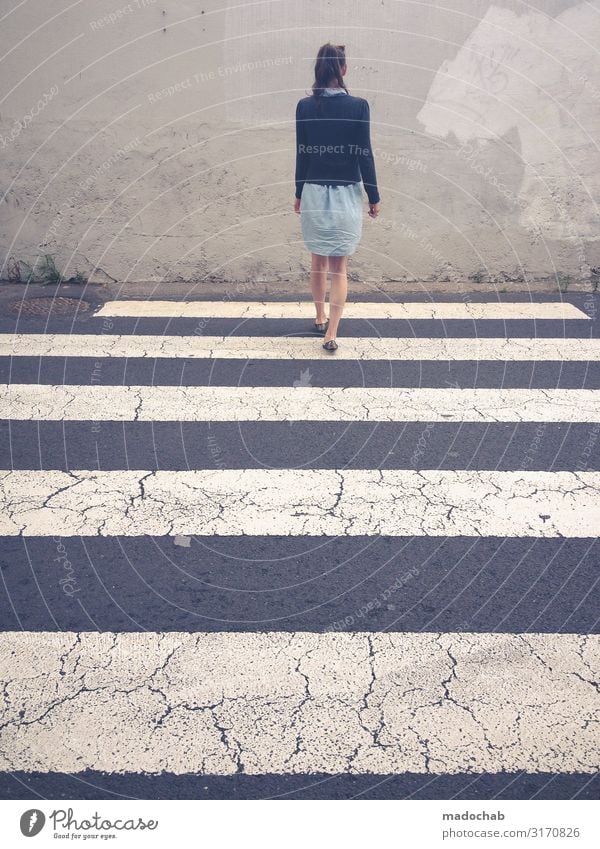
[300,87,363,257]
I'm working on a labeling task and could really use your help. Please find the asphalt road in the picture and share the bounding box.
[0,292,598,799]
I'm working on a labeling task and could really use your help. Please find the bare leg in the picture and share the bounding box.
[310,253,328,324]
[325,255,348,341]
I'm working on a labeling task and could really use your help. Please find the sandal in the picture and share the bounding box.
[322,338,338,352]
[314,319,329,333]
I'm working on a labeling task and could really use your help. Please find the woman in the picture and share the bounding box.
[294,43,380,352]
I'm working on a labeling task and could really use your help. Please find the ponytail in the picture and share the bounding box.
[311,43,348,111]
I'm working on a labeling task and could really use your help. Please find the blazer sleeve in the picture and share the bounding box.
[356,99,380,204]
[295,100,309,199]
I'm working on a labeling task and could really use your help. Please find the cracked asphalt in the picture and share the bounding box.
[0,293,598,800]
[0,468,599,537]
[0,631,598,777]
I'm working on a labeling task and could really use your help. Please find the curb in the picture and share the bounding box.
[0,279,598,305]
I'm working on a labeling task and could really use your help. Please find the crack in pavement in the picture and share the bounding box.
[1,632,596,774]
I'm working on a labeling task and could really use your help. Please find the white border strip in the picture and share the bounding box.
[94,300,591,320]
[0,469,598,537]
[3,384,600,422]
[0,631,597,774]
[2,334,598,361]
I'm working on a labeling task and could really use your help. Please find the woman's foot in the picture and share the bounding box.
[314,318,329,333]
[322,337,338,352]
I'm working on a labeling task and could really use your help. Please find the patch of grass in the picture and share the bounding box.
[6,255,87,286]
[6,256,22,283]
[468,269,486,285]
[66,269,87,285]
[36,254,63,285]
[556,272,572,292]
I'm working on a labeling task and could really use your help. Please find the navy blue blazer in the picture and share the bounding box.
[295,91,380,204]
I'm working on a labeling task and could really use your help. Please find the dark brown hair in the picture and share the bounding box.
[311,43,348,110]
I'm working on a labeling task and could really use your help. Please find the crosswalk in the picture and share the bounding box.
[94,299,591,320]
[4,385,600,421]
[3,333,598,360]
[0,295,598,799]
[1,469,599,537]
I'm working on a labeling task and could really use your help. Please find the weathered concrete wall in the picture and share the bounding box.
[1,0,599,288]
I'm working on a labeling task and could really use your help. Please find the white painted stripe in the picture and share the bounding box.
[0,469,597,537]
[1,333,598,361]
[0,333,600,362]
[3,384,600,423]
[95,300,591,320]
[0,631,597,774]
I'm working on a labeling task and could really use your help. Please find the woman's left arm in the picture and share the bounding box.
[356,99,380,206]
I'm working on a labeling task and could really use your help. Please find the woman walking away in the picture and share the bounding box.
[294,43,380,352]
